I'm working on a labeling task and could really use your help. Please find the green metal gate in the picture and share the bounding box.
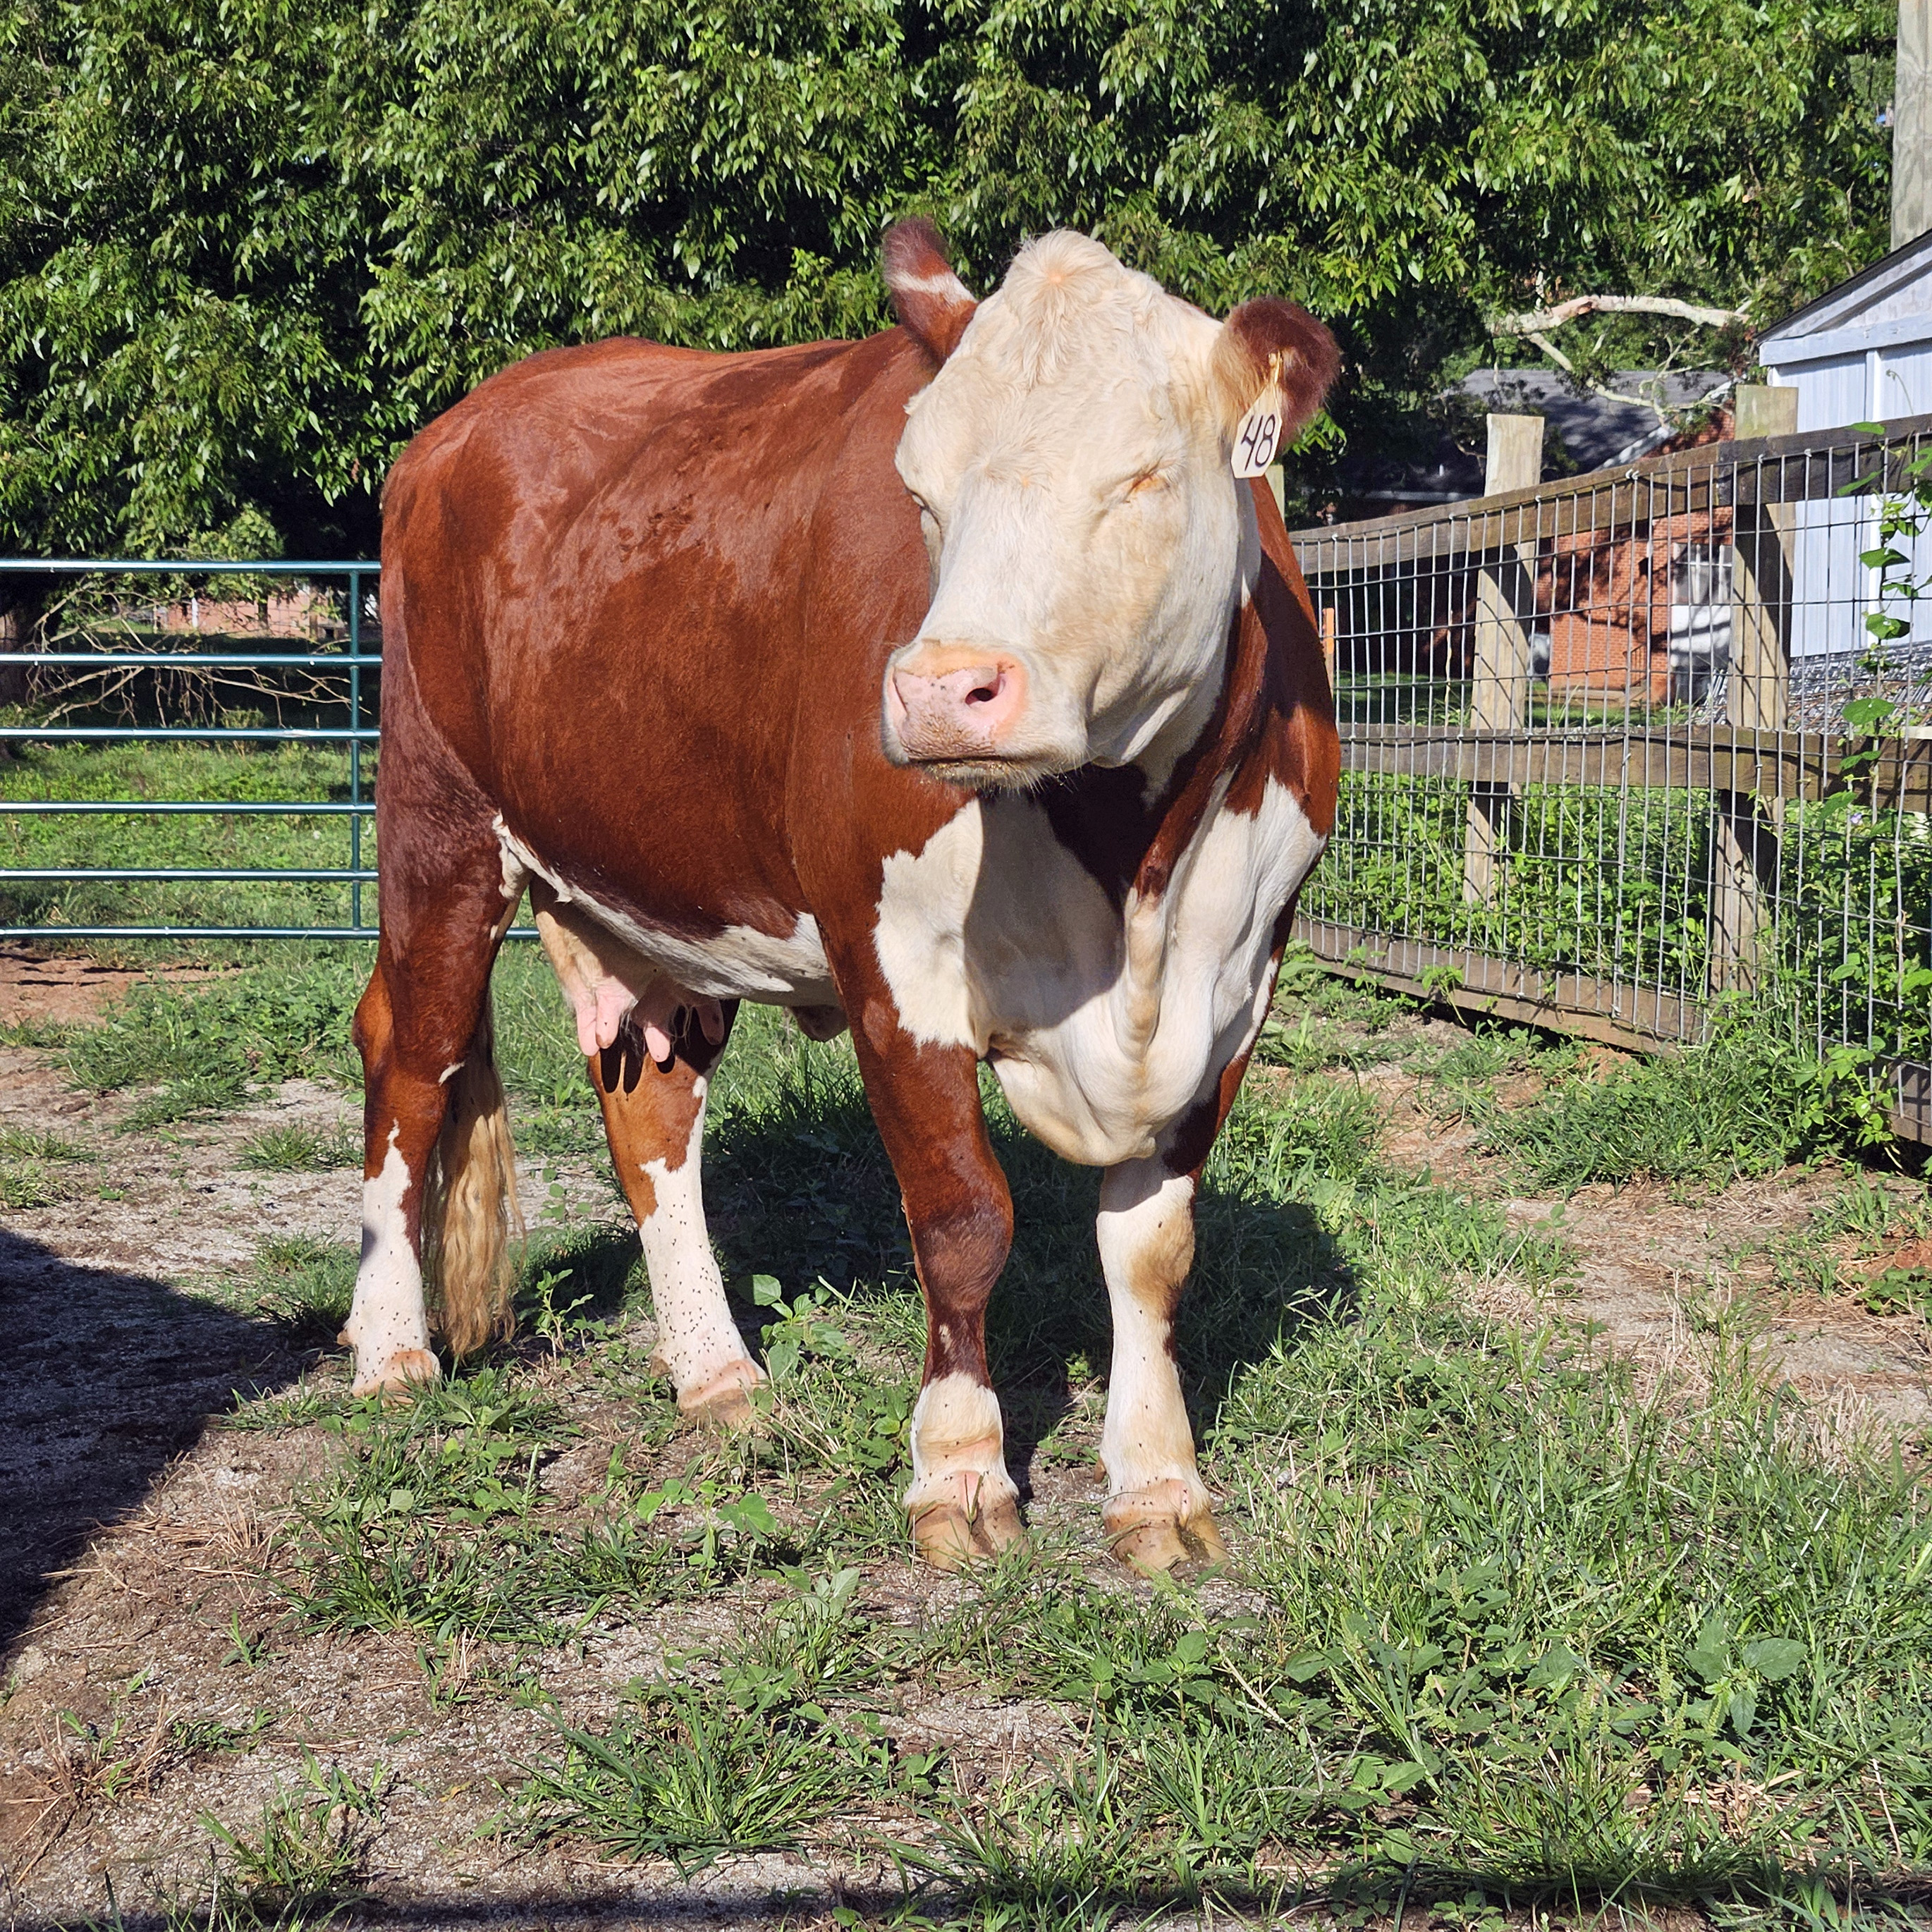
[0,558,380,940]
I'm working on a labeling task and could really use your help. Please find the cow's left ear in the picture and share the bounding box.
[884,218,978,367]
[1211,298,1340,443]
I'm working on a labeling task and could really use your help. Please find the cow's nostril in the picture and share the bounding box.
[966,676,1001,706]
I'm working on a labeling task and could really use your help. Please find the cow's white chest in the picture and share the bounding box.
[873,782,1323,1167]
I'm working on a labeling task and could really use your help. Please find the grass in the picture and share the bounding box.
[6,742,1932,1918]
[239,1122,361,1171]
[0,739,374,942]
[161,950,1915,1916]
[525,1682,865,1874]
[0,1123,91,1207]
[1480,1016,1895,1190]
[197,1755,386,1929]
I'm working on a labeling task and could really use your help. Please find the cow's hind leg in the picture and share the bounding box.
[347,905,520,1395]
[1096,1154,1225,1572]
[589,1008,764,1426]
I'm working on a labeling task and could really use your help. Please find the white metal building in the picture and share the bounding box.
[1759,227,1932,430]
[1756,234,1932,661]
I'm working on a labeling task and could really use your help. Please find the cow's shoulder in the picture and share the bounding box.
[1225,479,1340,838]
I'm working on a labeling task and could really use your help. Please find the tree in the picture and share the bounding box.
[0,0,1895,556]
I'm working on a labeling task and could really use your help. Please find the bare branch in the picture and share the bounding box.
[1523,331,1682,412]
[1491,293,1749,336]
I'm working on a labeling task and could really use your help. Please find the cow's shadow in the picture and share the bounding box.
[0,1228,306,1656]
[700,1057,1354,1500]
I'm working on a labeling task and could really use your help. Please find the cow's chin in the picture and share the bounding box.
[907,751,1065,793]
[884,721,1084,791]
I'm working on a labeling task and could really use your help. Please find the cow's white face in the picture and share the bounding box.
[879,226,1336,790]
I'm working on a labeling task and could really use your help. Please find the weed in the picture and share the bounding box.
[1859,1266,1932,1317]
[522,1685,859,1874]
[0,1123,90,1207]
[1481,1017,1893,1188]
[239,1123,360,1172]
[169,1708,278,1758]
[238,1235,359,1342]
[66,949,367,1110]
[0,1125,89,1161]
[201,1755,385,1926]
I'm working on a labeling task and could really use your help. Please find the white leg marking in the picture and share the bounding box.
[905,1371,1018,1520]
[341,1130,438,1393]
[635,1079,761,1407]
[1096,1159,1207,1511]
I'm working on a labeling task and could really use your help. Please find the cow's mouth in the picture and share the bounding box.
[896,749,1061,793]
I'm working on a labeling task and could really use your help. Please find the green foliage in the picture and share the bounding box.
[1309,765,1932,1070]
[243,1233,361,1343]
[63,946,367,1116]
[0,0,1893,555]
[1309,771,1714,995]
[1483,1015,1893,1188]
[239,1122,361,1172]
[200,1754,386,1928]
[520,1570,881,1872]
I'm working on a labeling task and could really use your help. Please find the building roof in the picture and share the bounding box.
[1758,228,1932,367]
[1338,367,1728,508]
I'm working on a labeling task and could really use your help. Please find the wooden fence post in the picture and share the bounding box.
[1711,383,1797,993]
[1462,413,1543,904]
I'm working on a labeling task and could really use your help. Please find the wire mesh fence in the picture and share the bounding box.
[1289,409,1932,1140]
[0,558,381,939]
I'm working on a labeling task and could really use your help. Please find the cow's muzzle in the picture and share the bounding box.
[884,643,1029,770]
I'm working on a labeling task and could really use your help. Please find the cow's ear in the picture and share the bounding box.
[1211,298,1340,443]
[884,218,977,367]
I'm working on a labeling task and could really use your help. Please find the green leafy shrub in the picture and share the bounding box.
[1481,1017,1893,1188]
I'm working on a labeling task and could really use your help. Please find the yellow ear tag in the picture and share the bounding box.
[1232,382,1285,478]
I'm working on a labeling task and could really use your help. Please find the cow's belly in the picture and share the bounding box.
[496,818,838,1006]
[874,782,1324,1168]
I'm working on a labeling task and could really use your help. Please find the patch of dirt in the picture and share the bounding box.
[0,943,224,1028]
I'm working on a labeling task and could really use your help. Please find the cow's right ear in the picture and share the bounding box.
[884,218,977,367]
[1210,298,1340,444]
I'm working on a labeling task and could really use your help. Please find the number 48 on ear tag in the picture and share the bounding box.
[1233,384,1284,479]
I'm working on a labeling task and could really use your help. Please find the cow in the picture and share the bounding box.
[344,221,1340,1573]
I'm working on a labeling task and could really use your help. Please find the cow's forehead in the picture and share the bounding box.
[902,232,1221,470]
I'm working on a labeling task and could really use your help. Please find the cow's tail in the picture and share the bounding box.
[421,993,523,1357]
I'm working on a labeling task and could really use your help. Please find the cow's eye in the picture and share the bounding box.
[1120,469,1168,501]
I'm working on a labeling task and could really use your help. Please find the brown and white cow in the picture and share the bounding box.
[345,222,1340,1572]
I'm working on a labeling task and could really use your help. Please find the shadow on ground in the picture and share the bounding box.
[697,1072,1358,1497]
[0,1228,305,1655]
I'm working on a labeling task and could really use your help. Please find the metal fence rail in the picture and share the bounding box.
[0,558,380,938]
[1289,403,1932,1140]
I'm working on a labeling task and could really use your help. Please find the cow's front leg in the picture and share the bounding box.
[850,1026,1021,1570]
[1096,1154,1226,1572]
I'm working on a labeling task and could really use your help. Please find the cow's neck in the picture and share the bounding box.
[1036,592,1266,912]
[1029,593,1271,1059]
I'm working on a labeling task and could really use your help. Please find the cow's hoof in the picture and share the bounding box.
[677,1360,766,1433]
[1103,1481,1227,1575]
[910,1484,1026,1571]
[348,1347,441,1399]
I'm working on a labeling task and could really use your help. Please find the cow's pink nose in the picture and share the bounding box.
[890,648,1027,760]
